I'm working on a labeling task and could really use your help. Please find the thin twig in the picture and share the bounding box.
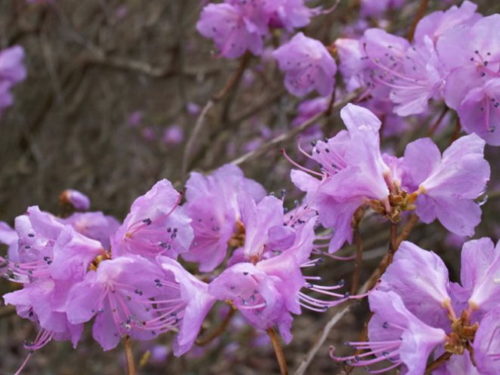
[182,53,251,175]
[267,328,289,375]
[196,306,236,346]
[124,336,136,375]
[424,352,452,374]
[0,305,16,319]
[230,89,362,167]
[407,0,429,41]
[350,226,364,295]
[487,190,500,200]
[427,107,449,137]
[396,213,419,247]
[293,215,419,375]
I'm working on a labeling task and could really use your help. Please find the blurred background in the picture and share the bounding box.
[0,0,499,374]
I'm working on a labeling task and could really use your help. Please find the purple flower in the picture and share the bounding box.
[292,96,330,127]
[388,37,446,116]
[182,164,265,271]
[414,1,479,45]
[401,134,490,236]
[112,179,193,259]
[334,38,367,92]
[264,0,317,31]
[377,241,452,328]
[63,211,120,250]
[291,104,390,252]
[59,189,91,211]
[209,218,343,342]
[0,45,26,116]
[197,2,268,58]
[162,125,184,145]
[335,240,500,373]
[273,33,337,97]
[0,46,27,85]
[5,207,103,282]
[2,208,105,350]
[65,255,188,350]
[332,290,447,375]
[457,78,500,145]
[4,278,84,350]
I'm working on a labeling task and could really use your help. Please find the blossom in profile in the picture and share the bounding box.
[291,104,390,252]
[273,33,337,97]
[291,104,490,252]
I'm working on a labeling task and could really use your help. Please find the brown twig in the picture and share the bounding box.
[124,336,136,375]
[350,226,364,295]
[267,328,289,375]
[182,53,251,175]
[427,107,449,137]
[0,305,16,319]
[196,306,236,346]
[407,0,429,42]
[424,352,452,374]
[294,215,419,375]
[230,89,362,167]
[396,213,419,247]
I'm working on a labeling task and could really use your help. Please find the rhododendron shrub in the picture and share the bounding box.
[1,0,499,374]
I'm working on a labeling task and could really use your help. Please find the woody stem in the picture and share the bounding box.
[196,306,236,346]
[124,336,136,375]
[425,352,452,374]
[267,328,289,375]
[350,226,364,294]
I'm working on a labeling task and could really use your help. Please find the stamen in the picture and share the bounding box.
[281,149,323,177]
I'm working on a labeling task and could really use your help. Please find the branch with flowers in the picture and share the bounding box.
[0,0,499,374]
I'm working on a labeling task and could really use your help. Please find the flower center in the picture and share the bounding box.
[228,220,246,248]
[444,313,479,355]
[88,251,112,271]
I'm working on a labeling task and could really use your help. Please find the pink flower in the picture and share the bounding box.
[273,33,337,97]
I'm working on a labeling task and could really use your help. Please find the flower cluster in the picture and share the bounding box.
[336,1,500,144]
[0,165,345,361]
[333,240,500,374]
[197,0,319,58]
[0,46,26,117]
[2,1,500,374]
[291,103,490,252]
